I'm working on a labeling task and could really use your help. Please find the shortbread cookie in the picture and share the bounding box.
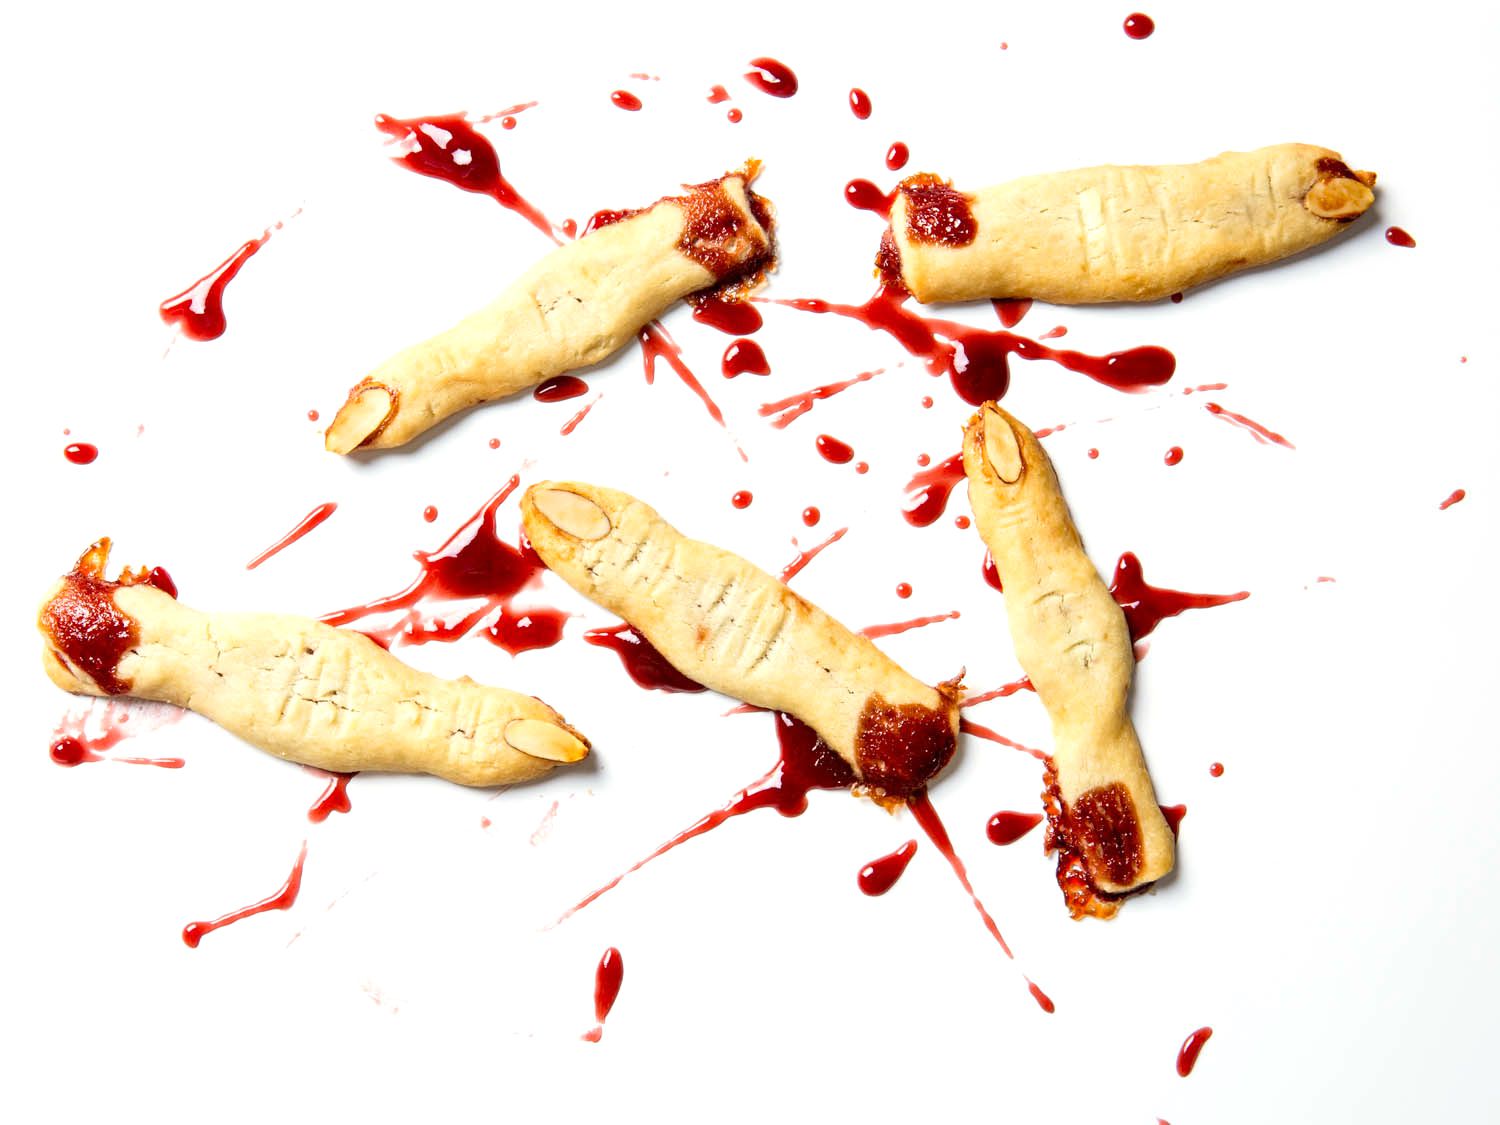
[38,539,589,786]
[520,483,959,801]
[963,405,1174,916]
[888,145,1375,304]
[326,168,775,452]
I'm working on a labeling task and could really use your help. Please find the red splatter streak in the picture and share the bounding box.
[908,791,1015,960]
[638,321,737,450]
[1028,981,1056,1013]
[781,528,849,583]
[50,701,185,769]
[816,434,855,464]
[860,610,960,639]
[693,294,764,335]
[1177,1027,1213,1076]
[1385,227,1416,248]
[584,624,706,693]
[1109,552,1249,644]
[845,179,895,218]
[1160,804,1187,835]
[744,57,798,98]
[560,398,598,436]
[960,718,1047,761]
[534,375,590,402]
[160,233,270,341]
[903,453,965,526]
[987,811,1043,845]
[1203,402,1294,448]
[308,771,355,823]
[961,677,1034,707]
[707,85,731,104]
[610,91,642,111]
[582,947,625,1042]
[722,339,770,377]
[859,840,918,895]
[246,503,338,571]
[759,369,881,428]
[182,842,308,948]
[1439,489,1466,510]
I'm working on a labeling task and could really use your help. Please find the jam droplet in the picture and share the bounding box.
[732,490,753,509]
[246,503,338,571]
[1124,13,1156,39]
[1109,552,1249,644]
[816,434,855,464]
[707,85,731,104]
[692,293,764,335]
[307,771,355,823]
[422,506,438,523]
[845,179,895,219]
[886,142,910,171]
[727,108,743,123]
[1439,488,1467,510]
[895,582,912,599]
[1385,226,1416,248]
[64,442,98,465]
[1209,762,1224,777]
[801,506,821,527]
[903,453,965,526]
[849,88,872,119]
[582,947,625,1041]
[1176,1027,1213,1076]
[533,375,590,402]
[987,811,1043,845]
[610,90,642,111]
[744,57,798,98]
[159,234,270,341]
[1164,446,1184,466]
[858,839,918,896]
[722,339,770,378]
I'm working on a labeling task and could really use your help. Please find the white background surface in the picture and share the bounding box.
[3,1,1498,1120]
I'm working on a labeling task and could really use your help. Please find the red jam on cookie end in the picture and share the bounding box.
[38,539,175,696]
[899,173,977,247]
[1042,767,1146,919]
[853,679,961,802]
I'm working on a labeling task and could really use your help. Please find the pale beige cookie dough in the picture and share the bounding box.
[326,168,775,453]
[520,482,959,802]
[963,405,1174,917]
[38,539,588,786]
[889,144,1375,304]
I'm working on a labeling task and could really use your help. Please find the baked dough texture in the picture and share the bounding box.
[326,170,774,453]
[891,144,1375,304]
[963,406,1174,916]
[38,539,589,786]
[520,482,960,800]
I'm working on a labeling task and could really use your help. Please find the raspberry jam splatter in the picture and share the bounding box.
[1109,553,1249,645]
[1203,402,1294,448]
[859,611,960,639]
[845,180,895,218]
[902,453,966,526]
[246,503,338,571]
[582,947,625,1042]
[1124,13,1156,39]
[64,442,99,464]
[50,700,184,769]
[610,91,642,111]
[307,771,355,822]
[321,476,566,654]
[987,811,1043,845]
[159,232,271,341]
[1439,489,1466,510]
[732,490,754,509]
[584,624,706,693]
[886,143,910,171]
[859,840,918,895]
[849,88,872,119]
[1164,446,1184,466]
[816,435,856,464]
[1176,1027,1213,1076]
[375,113,558,242]
[182,842,308,948]
[780,528,848,583]
[722,339,770,377]
[693,293,764,335]
[534,375,590,402]
[759,369,882,428]
[744,57,798,98]
[1385,226,1416,248]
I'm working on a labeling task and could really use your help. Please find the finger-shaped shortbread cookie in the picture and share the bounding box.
[963,405,1173,917]
[326,168,775,453]
[520,483,960,801]
[889,145,1375,304]
[38,540,589,786]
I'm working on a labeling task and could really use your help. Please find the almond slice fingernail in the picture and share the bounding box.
[531,488,613,540]
[982,406,1024,483]
[504,718,590,763]
[1304,176,1375,220]
[325,382,396,454]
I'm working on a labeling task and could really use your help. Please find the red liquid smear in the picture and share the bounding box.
[1110,552,1249,644]
[1160,804,1187,835]
[903,453,965,526]
[960,718,1047,761]
[1177,1027,1213,1076]
[707,85,731,103]
[777,285,1173,404]
[638,321,736,447]
[1209,762,1224,777]
[1164,445,1184,466]
[1385,226,1416,248]
[1439,488,1466,510]
[610,90,642,111]
[744,57,798,98]
[308,771,355,823]
[1124,13,1156,39]
[732,490,754,509]
[558,712,856,921]
[802,506,821,526]
[50,701,185,769]
[993,298,1032,328]
[160,233,269,341]
[64,442,98,465]
[816,434,855,464]
[582,947,625,1042]
[1203,402,1294,448]
[781,528,849,583]
[560,398,597,436]
[723,339,770,377]
[423,506,438,522]
[961,676,1034,707]
[849,88,872,119]
[584,624,706,692]
[693,294,764,335]
[886,142,910,172]
[374,113,558,242]
[908,791,1015,959]
[759,368,881,428]
[246,502,338,571]
[987,811,1043,845]
[859,839,918,896]
[896,582,913,599]
[845,179,895,219]
[982,551,1003,591]
[534,375,590,402]
[860,610,960,639]
[321,476,566,654]
[182,842,308,948]
[1028,981,1056,1014]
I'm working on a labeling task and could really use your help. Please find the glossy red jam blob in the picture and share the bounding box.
[744,57,798,97]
